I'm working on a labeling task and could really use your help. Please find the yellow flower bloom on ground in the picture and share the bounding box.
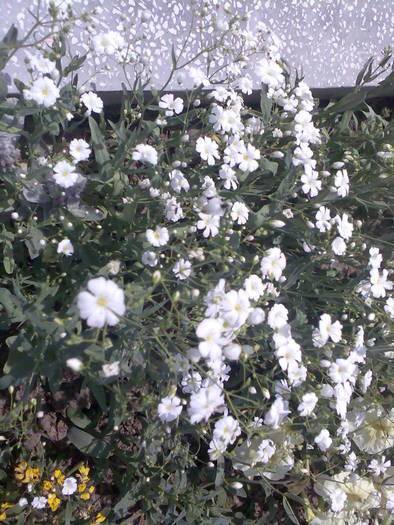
[90,512,106,524]
[43,480,54,493]
[54,469,65,486]
[47,493,61,512]
[0,503,13,522]
[80,486,94,500]
[78,465,90,481]
[24,467,40,484]
[14,461,28,482]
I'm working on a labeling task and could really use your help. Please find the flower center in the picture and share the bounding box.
[96,296,107,307]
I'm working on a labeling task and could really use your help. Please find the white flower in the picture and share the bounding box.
[77,277,125,328]
[173,259,191,280]
[257,439,276,463]
[169,169,189,193]
[102,361,120,377]
[66,358,83,372]
[330,488,347,513]
[196,137,220,166]
[318,313,343,344]
[275,339,301,371]
[244,274,265,301]
[368,247,382,269]
[236,143,260,172]
[93,31,124,55]
[213,415,241,445]
[329,358,356,384]
[301,169,321,197]
[70,138,91,163]
[223,343,242,361]
[142,251,158,267]
[146,226,169,247]
[159,94,184,116]
[248,307,266,325]
[384,297,394,317]
[221,289,251,328]
[219,164,238,190]
[260,247,286,281]
[57,238,74,256]
[315,206,331,232]
[196,318,224,360]
[62,477,77,496]
[81,91,103,115]
[314,429,332,451]
[287,362,307,386]
[197,213,220,238]
[368,456,391,477]
[158,395,182,422]
[331,236,346,256]
[335,216,353,243]
[52,160,79,188]
[18,497,28,508]
[370,268,393,298]
[32,496,47,509]
[132,144,158,165]
[264,397,290,428]
[188,67,210,87]
[267,304,288,330]
[30,55,56,75]
[23,77,59,107]
[292,143,315,169]
[360,370,372,394]
[334,169,350,197]
[256,58,284,89]
[188,385,224,424]
[238,76,253,95]
[298,392,318,417]
[231,202,249,225]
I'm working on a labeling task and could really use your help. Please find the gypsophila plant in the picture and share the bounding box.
[0,1,393,524]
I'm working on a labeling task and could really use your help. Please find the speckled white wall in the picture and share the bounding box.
[2,0,394,89]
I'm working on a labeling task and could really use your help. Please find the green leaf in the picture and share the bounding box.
[0,74,7,100]
[86,380,107,411]
[249,204,270,229]
[171,44,177,68]
[260,85,272,123]
[25,227,44,259]
[260,157,278,176]
[114,489,136,520]
[2,25,18,46]
[215,455,224,487]
[89,116,110,178]
[283,496,300,525]
[3,241,14,274]
[68,426,111,459]
[65,500,72,525]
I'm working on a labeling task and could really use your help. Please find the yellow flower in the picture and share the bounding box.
[90,512,106,524]
[54,469,65,486]
[80,486,94,500]
[43,480,54,493]
[23,467,40,484]
[14,461,28,482]
[78,465,90,482]
[47,493,61,512]
[78,482,87,493]
[0,503,13,521]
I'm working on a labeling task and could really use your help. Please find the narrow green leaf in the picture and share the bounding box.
[283,496,300,525]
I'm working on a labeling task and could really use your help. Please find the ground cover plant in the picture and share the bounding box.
[0,1,393,524]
